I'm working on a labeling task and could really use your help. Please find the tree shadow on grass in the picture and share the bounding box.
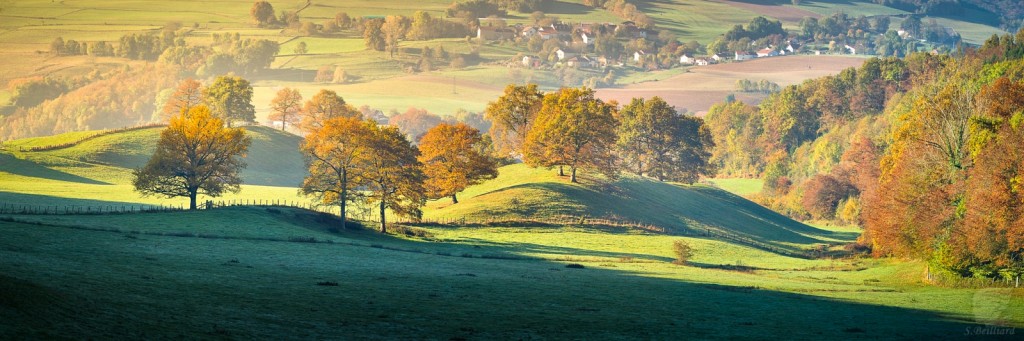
[1,153,109,185]
[461,177,842,250]
[0,209,1016,339]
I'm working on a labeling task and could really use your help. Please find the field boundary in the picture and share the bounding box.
[11,124,166,152]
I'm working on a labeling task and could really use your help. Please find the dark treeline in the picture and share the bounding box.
[706,27,1024,281]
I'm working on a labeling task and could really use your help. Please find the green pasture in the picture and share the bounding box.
[0,206,1020,339]
[706,178,765,197]
[1,109,1022,339]
[798,0,909,17]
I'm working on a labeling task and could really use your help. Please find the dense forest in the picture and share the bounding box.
[706,28,1024,281]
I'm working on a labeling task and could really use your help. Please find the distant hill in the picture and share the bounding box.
[2,125,306,187]
[423,164,852,253]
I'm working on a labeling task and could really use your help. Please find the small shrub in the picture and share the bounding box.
[565,263,585,269]
[673,240,693,265]
[288,236,318,243]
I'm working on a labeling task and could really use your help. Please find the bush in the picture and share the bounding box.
[673,240,693,265]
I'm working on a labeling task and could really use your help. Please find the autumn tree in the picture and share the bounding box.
[617,97,716,183]
[364,18,386,51]
[364,124,427,233]
[300,89,360,132]
[203,75,255,127]
[388,107,446,142]
[300,117,375,230]
[250,1,276,27]
[800,174,856,220]
[484,84,544,157]
[523,87,618,183]
[269,87,302,131]
[133,105,251,210]
[418,123,498,204]
[160,79,205,122]
[382,15,409,58]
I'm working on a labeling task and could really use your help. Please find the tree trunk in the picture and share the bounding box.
[340,173,347,230]
[570,167,578,183]
[379,200,387,233]
[451,194,458,204]
[559,165,564,176]
[188,191,198,210]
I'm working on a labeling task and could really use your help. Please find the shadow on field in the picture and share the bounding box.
[0,192,145,209]
[466,176,847,250]
[0,153,109,185]
[0,212,1009,340]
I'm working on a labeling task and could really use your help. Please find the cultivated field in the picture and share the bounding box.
[597,55,866,114]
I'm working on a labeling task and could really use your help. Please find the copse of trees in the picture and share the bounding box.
[703,28,1024,282]
[484,84,544,157]
[616,97,716,183]
[133,105,251,210]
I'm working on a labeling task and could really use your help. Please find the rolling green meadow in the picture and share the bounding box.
[2,0,1023,339]
[1,120,1022,339]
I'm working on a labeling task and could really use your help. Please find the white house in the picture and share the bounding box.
[756,48,778,57]
[522,55,541,68]
[633,50,646,62]
[711,53,725,62]
[735,51,756,61]
[844,44,856,54]
[581,32,594,45]
[679,54,694,65]
[555,48,574,61]
[694,58,710,66]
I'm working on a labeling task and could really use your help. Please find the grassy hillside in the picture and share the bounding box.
[0,125,309,207]
[424,164,854,253]
[1,207,1021,339]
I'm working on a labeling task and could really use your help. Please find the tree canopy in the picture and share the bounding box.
[363,124,427,233]
[523,87,618,183]
[203,75,255,127]
[617,97,716,183]
[133,105,251,210]
[300,116,375,230]
[269,87,302,131]
[301,89,360,132]
[484,84,544,157]
[418,122,498,204]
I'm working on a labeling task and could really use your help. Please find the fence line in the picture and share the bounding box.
[15,124,167,152]
[0,199,808,258]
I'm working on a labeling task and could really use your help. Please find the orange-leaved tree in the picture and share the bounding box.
[299,116,375,230]
[160,78,204,122]
[523,87,618,183]
[269,87,303,131]
[300,89,360,132]
[364,123,426,233]
[133,105,251,210]
[418,122,498,204]
[484,84,544,157]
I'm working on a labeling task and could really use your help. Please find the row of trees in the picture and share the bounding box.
[486,85,715,183]
[160,76,256,127]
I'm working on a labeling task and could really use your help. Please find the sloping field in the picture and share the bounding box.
[423,164,852,252]
[0,125,309,207]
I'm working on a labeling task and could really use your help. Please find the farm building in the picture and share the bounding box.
[478,26,516,41]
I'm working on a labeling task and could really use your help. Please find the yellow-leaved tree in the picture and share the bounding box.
[364,123,426,233]
[133,105,251,209]
[523,87,618,183]
[418,122,498,204]
[299,116,375,229]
